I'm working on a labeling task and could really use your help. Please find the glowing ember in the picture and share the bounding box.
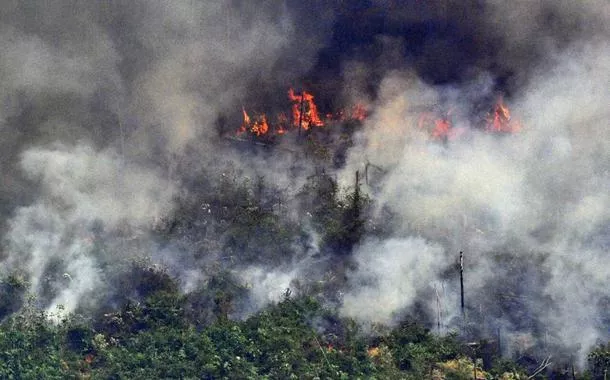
[351,104,367,122]
[432,118,451,140]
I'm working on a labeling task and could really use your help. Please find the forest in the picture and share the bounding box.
[1,137,608,378]
[0,1,608,379]
[1,258,608,379]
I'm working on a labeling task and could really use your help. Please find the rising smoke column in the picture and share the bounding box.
[0,1,334,315]
[337,0,609,364]
[4,145,176,313]
[0,0,607,364]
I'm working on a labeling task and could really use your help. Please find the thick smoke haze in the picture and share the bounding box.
[337,2,609,362]
[0,0,607,366]
[0,0,329,313]
[341,238,446,325]
[5,144,175,314]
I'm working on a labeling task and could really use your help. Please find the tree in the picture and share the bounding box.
[588,342,610,380]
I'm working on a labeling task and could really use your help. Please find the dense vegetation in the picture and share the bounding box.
[0,133,607,379]
[0,272,491,379]
[0,267,608,379]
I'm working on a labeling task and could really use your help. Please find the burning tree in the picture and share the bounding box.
[237,88,367,138]
[485,97,521,134]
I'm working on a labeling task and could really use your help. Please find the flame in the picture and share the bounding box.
[251,114,269,136]
[238,89,521,140]
[351,103,368,121]
[418,112,463,141]
[326,104,368,123]
[418,97,521,141]
[239,108,269,136]
[432,118,451,140]
[237,88,367,137]
[238,107,250,134]
[486,97,521,133]
[288,88,325,130]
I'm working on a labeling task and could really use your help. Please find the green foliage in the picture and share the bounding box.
[0,269,600,379]
[185,271,249,326]
[386,320,460,372]
[158,170,304,266]
[489,357,528,379]
[244,297,322,377]
[93,326,228,379]
[124,260,180,299]
[0,299,73,378]
[300,171,370,256]
[437,356,489,380]
[587,342,610,380]
[0,273,28,319]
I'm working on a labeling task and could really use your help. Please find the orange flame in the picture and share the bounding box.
[486,97,521,133]
[418,112,461,141]
[432,119,451,140]
[252,114,269,136]
[418,97,521,141]
[288,88,325,130]
[351,104,368,121]
[238,88,367,136]
[238,108,269,136]
[238,107,250,134]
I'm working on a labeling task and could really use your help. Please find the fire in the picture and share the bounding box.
[431,118,451,140]
[418,111,465,141]
[238,108,269,136]
[288,88,324,130]
[351,103,367,122]
[238,107,250,134]
[251,114,269,136]
[486,97,521,133]
[237,88,368,137]
[418,97,521,141]
[238,89,519,141]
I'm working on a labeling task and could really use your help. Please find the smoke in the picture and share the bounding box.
[341,238,445,325]
[337,0,609,364]
[0,0,607,366]
[0,1,331,315]
[239,266,297,308]
[4,144,175,314]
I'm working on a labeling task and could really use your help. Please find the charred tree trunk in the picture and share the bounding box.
[460,251,465,319]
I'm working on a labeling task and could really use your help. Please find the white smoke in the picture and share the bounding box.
[0,1,329,316]
[4,144,175,315]
[0,1,607,364]
[341,238,446,325]
[338,36,609,361]
[239,266,297,308]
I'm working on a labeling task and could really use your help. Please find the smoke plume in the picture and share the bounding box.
[337,0,609,363]
[0,0,607,366]
[0,0,328,315]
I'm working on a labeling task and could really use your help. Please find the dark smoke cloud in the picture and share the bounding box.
[307,0,609,100]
